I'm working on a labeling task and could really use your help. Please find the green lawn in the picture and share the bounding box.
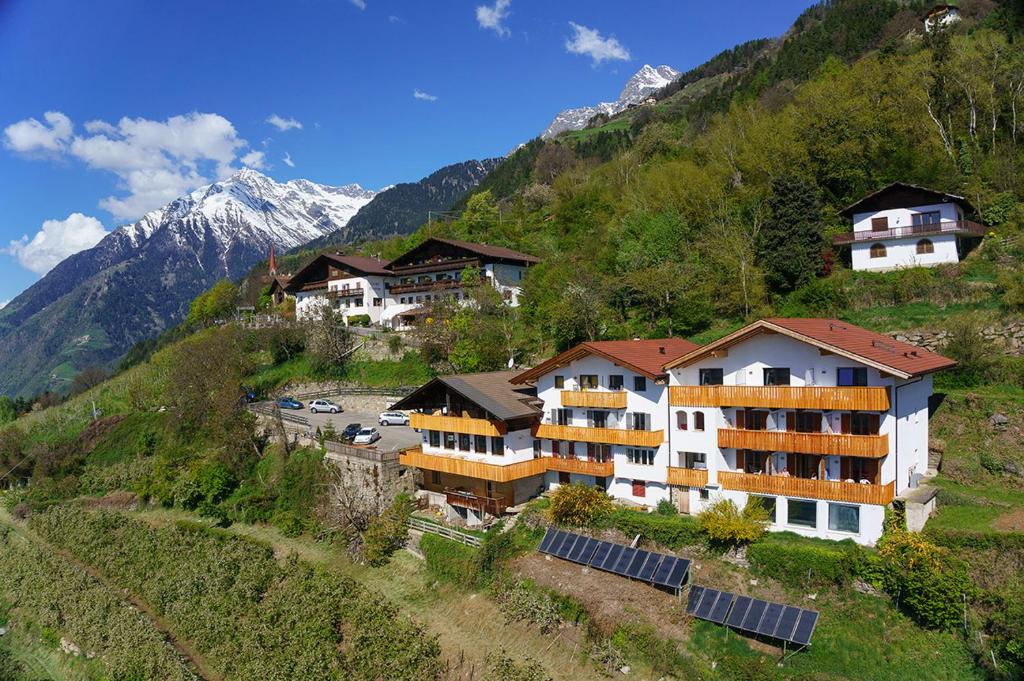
[839,299,1001,332]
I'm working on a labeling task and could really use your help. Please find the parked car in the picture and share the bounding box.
[275,396,303,410]
[352,427,381,445]
[340,423,362,442]
[309,399,341,414]
[378,410,409,426]
[240,386,257,403]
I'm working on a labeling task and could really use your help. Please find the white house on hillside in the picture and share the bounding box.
[834,182,985,272]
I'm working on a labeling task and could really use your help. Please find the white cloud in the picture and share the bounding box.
[265,114,303,132]
[476,0,511,37]
[350,0,366,8]
[388,14,402,23]
[413,89,438,102]
[240,150,267,169]
[565,22,631,65]
[5,213,109,275]
[3,111,73,154]
[4,111,260,221]
[282,152,295,168]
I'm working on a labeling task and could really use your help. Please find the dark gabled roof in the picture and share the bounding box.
[391,370,541,422]
[839,182,974,217]
[387,237,540,269]
[326,253,393,276]
[663,318,956,379]
[512,338,701,384]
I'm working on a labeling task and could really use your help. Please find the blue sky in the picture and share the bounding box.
[0,0,813,304]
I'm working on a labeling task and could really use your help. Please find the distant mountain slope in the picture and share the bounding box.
[541,64,680,139]
[302,158,501,251]
[0,169,375,397]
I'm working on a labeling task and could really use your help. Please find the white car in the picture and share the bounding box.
[309,399,341,414]
[379,411,409,426]
[352,427,381,445]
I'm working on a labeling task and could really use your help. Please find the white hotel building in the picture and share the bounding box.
[397,319,954,545]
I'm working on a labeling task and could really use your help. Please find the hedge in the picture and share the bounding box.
[925,528,1024,552]
[746,532,864,588]
[607,508,702,549]
[420,533,480,586]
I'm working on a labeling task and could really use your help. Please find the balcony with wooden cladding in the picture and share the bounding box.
[667,467,709,488]
[717,428,889,458]
[388,279,464,295]
[444,488,506,516]
[328,287,364,298]
[410,412,506,436]
[535,424,664,447]
[560,390,628,409]
[546,456,614,477]
[669,385,890,411]
[399,447,547,482]
[389,257,482,276]
[718,471,895,505]
[832,220,986,245]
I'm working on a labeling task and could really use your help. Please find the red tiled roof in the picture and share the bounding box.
[664,318,955,378]
[512,337,701,383]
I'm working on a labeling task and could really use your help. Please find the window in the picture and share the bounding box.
[428,430,440,447]
[763,368,790,386]
[741,450,771,474]
[587,410,608,428]
[634,376,647,392]
[871,216,889,232]
[491,436,504,455]
[792,411,820,433]
[754,496,777,523]
[699,368,724,385]
[372,297,382,307]
[474,435,487,454]
[627,448,656,466]
[558,472,571,485]
[430,470,441,485]
[579,374,598,389]
[588,443,611,462]
[694,411,705,431]
[629,412,650,431]
[848,457,879,484]
[533,440,542,458]
[699,488,710,500]
[870,243,887,258]
[828,503,860,533]
[788,499,818,528]
[631,480,647,497]
[916,238,934,254]
[837,367,868,386]
[845,412,880,436]
[458,433,471,451]
[676,411,688,431]
[793,453,820,479]
[551,440,560,457]
[682,451,706,469]
[608,374,624,391]
[554,375,565,389]
[552,408,573,426]
[912,211,942,226]
[443,432,455,450]
[737,409,768,431]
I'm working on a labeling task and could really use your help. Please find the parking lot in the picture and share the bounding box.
[271,400,422,452]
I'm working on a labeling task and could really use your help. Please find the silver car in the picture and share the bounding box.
[309,399,341,414]
[353,427,381,445]
[378,410,409,426]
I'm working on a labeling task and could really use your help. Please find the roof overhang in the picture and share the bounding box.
[511,343,665,384]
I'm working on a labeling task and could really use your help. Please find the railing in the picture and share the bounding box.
[399,447,548,482]
[324,440,400,464]
[666,467,709,487]
[389,257,481,276]
[444,488,507,516]
[407,517,483,547]
[560,390,628,409]
[546,456,614,477]
[669,385,890,411]
[328,287,364,298]
[299,279,330,292]
[718,471,895,505]
[410,412,506,436]
[717,428,889,458]
[248,403,310,427]
[832,220,986,245]
[534,424,664,448]
[388,279,464,295]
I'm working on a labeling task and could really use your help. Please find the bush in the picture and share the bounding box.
[697,498,768,545]
[747,533,864,588]
[347,314,372,327]
[485,649,552,681]
[547,483,613,527]
[493,579,563,634]
[362,494,413,566]
[420,533,480,586]
[608,508,703,549]
[655,498,677,516]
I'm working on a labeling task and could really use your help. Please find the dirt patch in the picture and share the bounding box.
[75,414,128,453]
[79,491,139,511]
[993,508,1024,532]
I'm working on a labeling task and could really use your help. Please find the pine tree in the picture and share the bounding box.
[757,174,825,294]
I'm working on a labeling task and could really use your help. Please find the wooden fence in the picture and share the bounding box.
[407,517,483,547]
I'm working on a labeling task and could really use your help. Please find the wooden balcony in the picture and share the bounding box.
[546,456,614,477]
[832,220,986,245]
[388,279,464,295]
[444,488,506,516]
[667,467,709,487]
[717,428,889,458]
[410,412,506,436]
[718,471,895,505]
[399,447,547,482]
[389,257,481,276]
[669,385,890,411]
[328,287,364,298]
[560,390,628,409]
[535,424,664,448]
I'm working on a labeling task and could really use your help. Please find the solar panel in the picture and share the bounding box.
[727,595,752,628]
[612,547,637,575]
[686,586,705,615]
[546,530,570,557]
[562,533,585,560]
[791,610,819,645]
[569,537,599,565]
[636,552,662,582]
[774,606,801,642]
[651,556,677,586]
[601,544,624,572]
[708,591,735,624]
[538,527,557,554]
[741,599,768,632]
[625,550,651,579]
[666,558,690,588]
[756,603,785,637]
[695,589,720,619]
[590,541,612,568]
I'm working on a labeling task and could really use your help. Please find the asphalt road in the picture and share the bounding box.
[276,402,421,451]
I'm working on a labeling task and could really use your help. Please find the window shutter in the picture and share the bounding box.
[736,449,746,471]
[868,414,880,435]
[840,413,851,435]
[786,412,796,432]
[872,216,888,232]
[736,409,746,430]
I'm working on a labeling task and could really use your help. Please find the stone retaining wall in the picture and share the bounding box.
[890,319,1024,355]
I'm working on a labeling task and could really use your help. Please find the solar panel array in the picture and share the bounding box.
[686,586,819,646]
[538,528,690,590]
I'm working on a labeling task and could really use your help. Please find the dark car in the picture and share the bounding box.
[240,386,257,403]
[340,423,362,442]
[276,396,304,410]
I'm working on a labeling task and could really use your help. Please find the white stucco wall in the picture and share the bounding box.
[419,426,535,465]
[849,202,964,271]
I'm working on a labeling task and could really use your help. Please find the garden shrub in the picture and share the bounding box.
[747,532,864,588]
[492,579,563,633]
[362,493,412,566]
[547,483,613,527]
[420,533,480,586]
[485,649,552,681]
[698,498,768,545]
[346,314,372,327]
[608,507,702,549]
[655,498,677,516]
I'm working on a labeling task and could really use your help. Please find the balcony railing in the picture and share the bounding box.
[399,447,547,482]
[388,279,465,295]
[560,390,628,409]
[329,287,364,298]
[410,412,506,436]
[717,428,889,458]
[667,467,709,488]
[535,424,664,448]
[832,220,986,245]
[718,471,895,505]
[389,257,481,276]
[669,385,890,411]
[546,456,615,477]
[444,488,507,516]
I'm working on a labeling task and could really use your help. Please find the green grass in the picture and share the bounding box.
[839,299,1001,331]
[561,117,631,142]
[247,352,434,394]
[85,411,170,467]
